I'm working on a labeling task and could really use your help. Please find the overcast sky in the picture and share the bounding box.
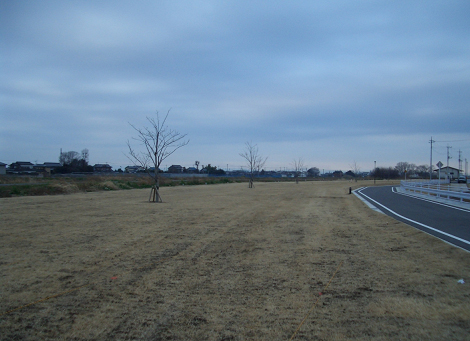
[1,1,469,172]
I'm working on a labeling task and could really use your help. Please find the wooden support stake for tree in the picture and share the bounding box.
[149,186,162,202]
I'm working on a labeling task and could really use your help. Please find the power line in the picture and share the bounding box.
[435,139,470,143]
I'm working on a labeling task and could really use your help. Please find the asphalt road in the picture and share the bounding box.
[355,186,470,251]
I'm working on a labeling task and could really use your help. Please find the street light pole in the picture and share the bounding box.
[374,161,376,185]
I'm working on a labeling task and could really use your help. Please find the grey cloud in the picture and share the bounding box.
[1,1,469,169]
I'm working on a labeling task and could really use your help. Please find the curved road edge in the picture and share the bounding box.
[353,186,470,252]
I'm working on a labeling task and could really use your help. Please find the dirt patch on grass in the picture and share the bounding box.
[0,181,469,340]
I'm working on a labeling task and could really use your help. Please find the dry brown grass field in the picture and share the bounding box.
[1,181,469,340]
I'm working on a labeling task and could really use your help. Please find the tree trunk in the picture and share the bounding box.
[149,175,163,202]
[149,186,163,202]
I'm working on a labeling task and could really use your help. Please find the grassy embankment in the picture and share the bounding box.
[0,175,243,197]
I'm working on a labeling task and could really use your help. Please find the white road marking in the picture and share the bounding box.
[352,187,384,214]
[355,187,470,248]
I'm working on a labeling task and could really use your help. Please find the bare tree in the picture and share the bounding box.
[415,164,429,178]
[350,161,361,182]
[292,157,304,184]
[58,149,92,173]
[239,142,267,188]
[59,151,80,165]
[81,149,89,163]
[395,161,410,176]
[127,110,189,202]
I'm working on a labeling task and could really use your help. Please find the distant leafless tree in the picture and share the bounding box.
[58,149,92,173]
[350,161,361,182]
[81,149,89,164]
[415,164,429,178]
[395,161,419,178]
[292,157,304,184]
[59,151,80,165]
[127,110,189,202]
[240,141,267,188]
[372,167,400,179]
[395,161,410,176]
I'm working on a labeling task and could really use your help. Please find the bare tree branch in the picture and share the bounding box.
[292,157,304,184]
[240,141,267,188]
[349,161,361,182]
[127,110,189,202]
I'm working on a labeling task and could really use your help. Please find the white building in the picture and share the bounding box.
[433,166,460,180]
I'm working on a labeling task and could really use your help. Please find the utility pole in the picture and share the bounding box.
[446,145,452,181]
[446,145,452,168]
[429,137,435,181]
[458,149,463,172]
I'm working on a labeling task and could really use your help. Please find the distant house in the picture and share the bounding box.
[344,170,355,177]
[8,161,36,174]
[125,165,144,173]
[168,165,183,173]
[0,162,6,175]
[433,166,460,179]
[264,170,281,177]
[228,169,248,176]
[34,162,62,175]
[186,167,198,173]
[93,164,113,173]
[44,162,61,169]
[10,161,34,171]
[148,167,163,173]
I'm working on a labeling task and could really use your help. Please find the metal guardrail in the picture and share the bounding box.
[400,181,470,203]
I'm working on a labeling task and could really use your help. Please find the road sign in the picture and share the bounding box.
[436,161,443,168]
